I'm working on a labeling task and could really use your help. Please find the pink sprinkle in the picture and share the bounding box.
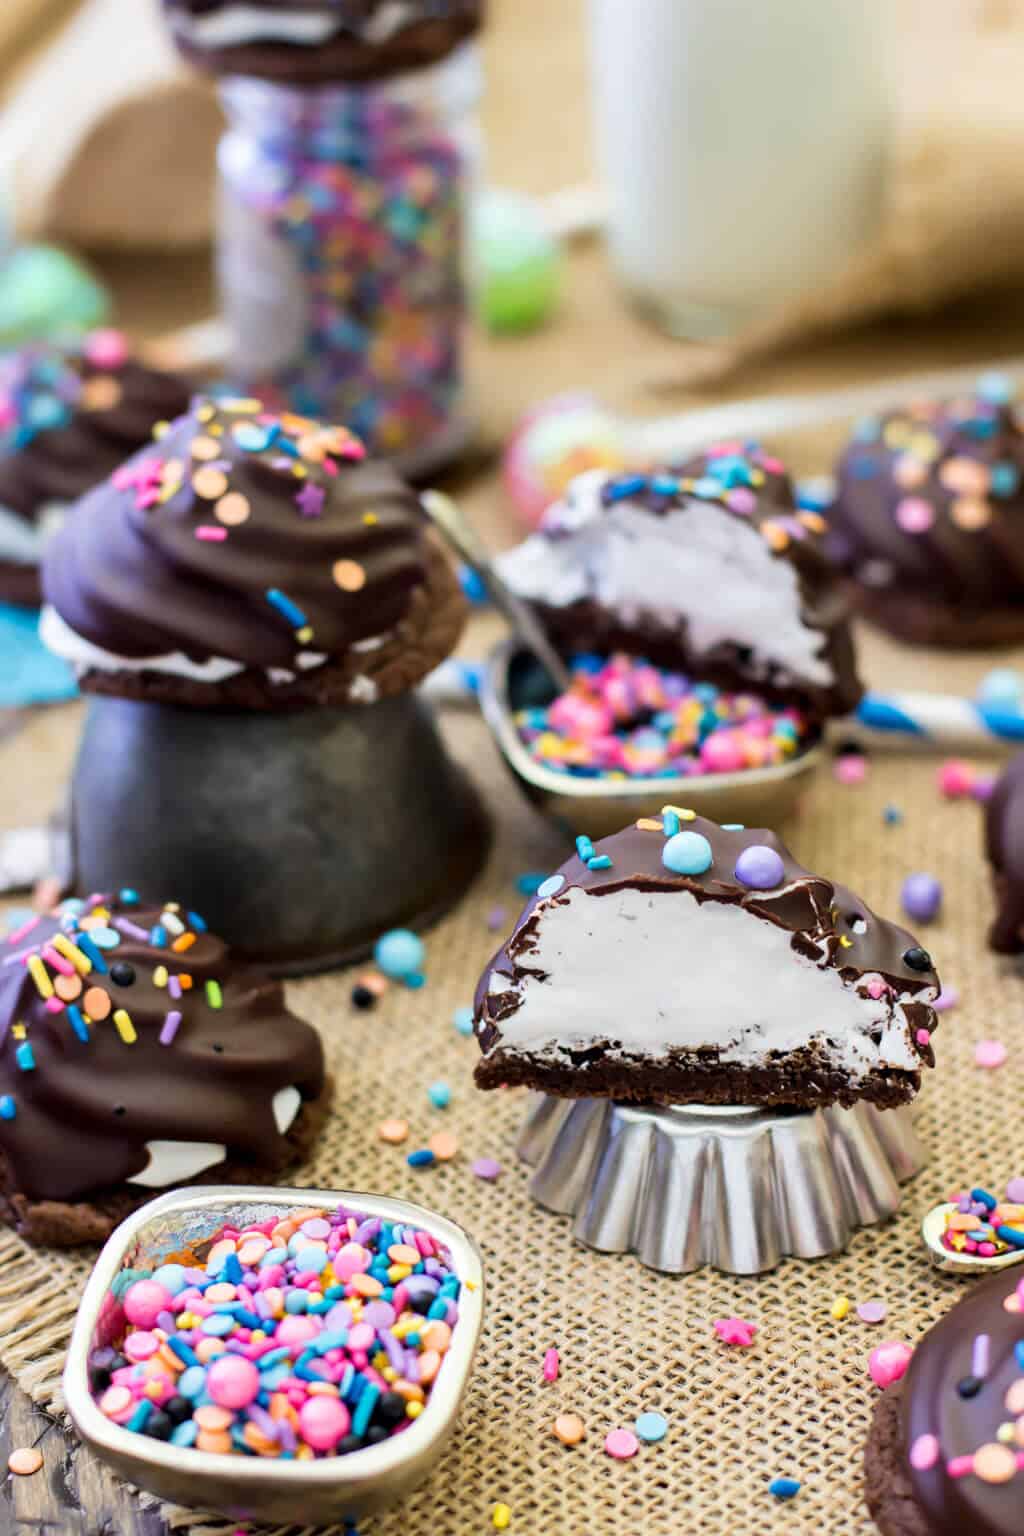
[938,759,975,799]
[604,1428,639,1460]
[916,1028,931,1046]
[759,454,785,474]
[947,1455,975,1479]
[5,915,40,947]
[910,1434,940,1471]
[83,328,129,369]
[869,1340,913,1388]
[195,525,228,542]
[713,1317,758,1347]
[857,1301,887,1324]
[44,997,64,1014]
[543,1348,559,1382]
[866,978,889,1000]
[40,944,74,977]
[834,755,867,785]
[975,1039,1008,1069]
[933,988,959,1013]
[894,496,935,534]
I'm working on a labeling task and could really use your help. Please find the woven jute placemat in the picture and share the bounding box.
[0,616,1019,1536]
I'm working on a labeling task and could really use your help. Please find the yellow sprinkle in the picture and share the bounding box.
[362,512,378,525]
[492,1504,512,1529]
[52,934,92,974]
[11,1023,25,1040]
[27,956,53,999]
[998,1422,1016,1444]
[636,818,663,832]
[220,397,262,414]
[388,1264,413,1283]
[153,420,170,439]
[839,935,853,949]
[661,805,696,821]
[466,1279,478,1291]
[296,626,314,644]
[153,965,168,988]
[406,1401,424,1420]
[382,1366,398,1382]
[90,907,110,921]
[830,1295,850,1321]
[113,1009,137,1044]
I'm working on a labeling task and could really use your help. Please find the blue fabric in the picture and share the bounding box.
[0,604,77,707]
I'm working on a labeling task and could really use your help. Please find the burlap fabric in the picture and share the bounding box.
[0,609,1019,1536]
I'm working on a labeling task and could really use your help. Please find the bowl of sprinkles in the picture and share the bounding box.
[64,1186,484,1523]
[480,640,823,837]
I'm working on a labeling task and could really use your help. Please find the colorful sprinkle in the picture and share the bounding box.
[713,1317,758,1347]
[472,1158,503,1181]
[604,1428,639,1460]
[634,1411,668,1443]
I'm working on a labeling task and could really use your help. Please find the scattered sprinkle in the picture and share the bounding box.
[7,1448,43,1476]
[427,1131,459,1162]
[713,1317,757,1347]
[407,1148,435,1168]
[868,1341,913,1388]
[830,1295,850,1321]
[769,1477,801,1500]
[833,753,867,785]
[492,1504,511,1530]
[634,1411,668,1443]
[604,1428,639,1460]
[377,1118,409,1144]
[553,1413,585,1445]
[427,1081,451,1110]
[857,1301,888,1325]
[453,1006,475,1036]
[471,1158,502,1181]
[542,1348,559,1382]
[975,1040,1008,1069]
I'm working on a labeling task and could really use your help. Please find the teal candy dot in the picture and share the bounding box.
[428,1081,451,1108]
[662,831,713,876]
[453,1006,474,1036]
[374,928,425,980]
[990,462,1020,498]
[536,874,565,899]
[635,1411,668,1443]
[90,926,121,950]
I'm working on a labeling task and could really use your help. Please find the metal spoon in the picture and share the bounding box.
[922,1202,1024,1274]
[420,489,573,696]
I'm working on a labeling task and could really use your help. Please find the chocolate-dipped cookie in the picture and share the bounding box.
[474,813,940,1109]
[163,0,483,84]
[0,893,328,1246]
[828,375,1024,647]
[865,1269,1024,1536]
[984,751,1024,954]
[40,396,466,709]
[0,331,190,609]
[497,449,862,724]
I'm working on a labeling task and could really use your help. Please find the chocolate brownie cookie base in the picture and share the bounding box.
[473,1049,920,1112]
[0,1080,332,1248]
[864,1384,932,1536]
[849,583,1024,650]
[74,536,466,711]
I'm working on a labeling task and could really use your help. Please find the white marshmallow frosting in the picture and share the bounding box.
[498,469,833,688]
[486,886,928,1080]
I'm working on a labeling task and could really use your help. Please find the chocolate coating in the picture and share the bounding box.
[828,381,1024,647]
[41,396,465,706]
[894,1268,1024,1535]
[475,814,940,1108]
[984,751,1024,953]
[164,0,483,83]
[0,333,190,607]
[0,895,325,1203]
[508,451,862,722]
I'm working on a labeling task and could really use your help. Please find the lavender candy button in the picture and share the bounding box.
[734,845,786,890]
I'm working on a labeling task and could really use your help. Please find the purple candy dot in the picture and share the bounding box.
[734,845,785,890]
[857,1300,887,1324]
[901,872,942,924]
[472,1158,503,1181]
[1007,1177,1024,1204]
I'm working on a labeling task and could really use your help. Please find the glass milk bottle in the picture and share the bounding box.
[589,0,891,339]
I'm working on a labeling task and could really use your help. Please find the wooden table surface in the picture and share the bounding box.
[6,0,1024,1530]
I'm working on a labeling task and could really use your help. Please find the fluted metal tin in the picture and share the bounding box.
[69,691,490,975]
[64,1185,485,1525]
[479,640,823,839]
[517,1096,924,1275]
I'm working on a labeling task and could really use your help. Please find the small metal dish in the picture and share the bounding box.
[517,1095,924,1275]
[478,639,823,839]
[921,1201,1024,1275]
[64,1185,485,1525]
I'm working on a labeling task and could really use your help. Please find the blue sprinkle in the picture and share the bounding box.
[170,1421,198,1447]
[603,474,647,502]
[125,1400,153,1433]
[722,823,745,831]
[0,1095,15,1120]
[1000,1228,1024,1251]
[453,1006,474,1037]
[853,416,881,442]
[769,1478,801,1500]
[692,475,725,499]
[972,1187,997,1210]
[849,456,879,480]
[351,1383,380,1438]
[635,1411,668,1443]
[90,926,120,950]
[118,888,139,905]
[66,1005,90,1042]
[374,928,425,981]
[407,1148,436,1168]
[883,804,903,826]
[990,462,1020,498]
[587,855,613,871]
[662,809,680,838]
[427,1297,449,1320]
[428,1081,452,1109]
[314,1329,349,1355]
[536,874,565,899]
[167,1336,199,1368]
[649,475,679,496]
[978,371,1015,406]
[294,1358,329,1383]
[458,564,488,605]
[1016,1340,1024,1369]
[178,1365,207,1399]
[575,835,594,860]
[516,872,547,895]
[15,1042,34,1072]
[75,932,107,973]
[284,1289,309,1314]
[258,1347,291,1371]
[220,1252,243,1284]
[150,926,167,947]
[200,1313,235,1336]
[708,454,754,489]
[186,911,207,932]
[266,587,308,630]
